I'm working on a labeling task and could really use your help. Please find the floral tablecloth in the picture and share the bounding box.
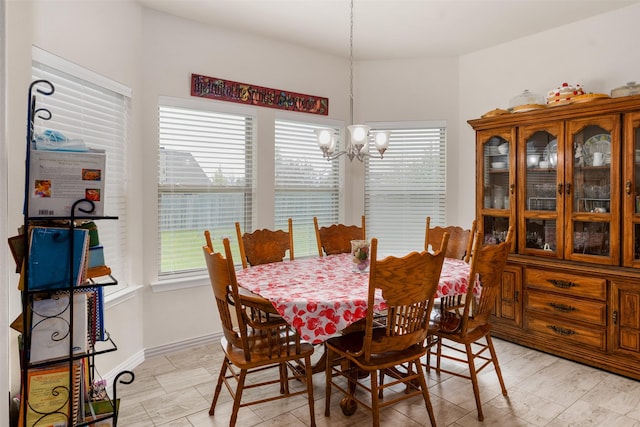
[235,253,471,344]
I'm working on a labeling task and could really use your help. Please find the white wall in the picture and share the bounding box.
[356,57,460,221]
[457,3,640,228]
[1,1,8,422]
[139,9,352,350]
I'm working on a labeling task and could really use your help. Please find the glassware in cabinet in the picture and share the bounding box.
[518,124,563,257]
[623,112,640,267]
[482,215,511,245]
[477,129,515,244]
[565,116,620,265]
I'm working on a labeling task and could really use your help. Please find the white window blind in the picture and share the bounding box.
[365,123,446,255]
[274,119,342,257]
[158,99,255,275]
[31,49,130,292]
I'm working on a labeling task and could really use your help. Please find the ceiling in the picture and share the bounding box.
[137,0,638,60]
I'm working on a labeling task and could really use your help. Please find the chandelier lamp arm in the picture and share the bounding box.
[315,0,390,162]
[314,128,389,162]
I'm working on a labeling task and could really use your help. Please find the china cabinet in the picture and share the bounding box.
[469,94,640,380]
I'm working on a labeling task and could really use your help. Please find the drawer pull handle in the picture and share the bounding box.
[547,325,576,336]
[548,279,576,289]
[549,302,575,313]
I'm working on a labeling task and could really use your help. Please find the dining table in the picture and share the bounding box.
[235,252,473,345]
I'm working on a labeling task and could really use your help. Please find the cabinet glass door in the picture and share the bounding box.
[518,124,563,257]
[623,112,640,267]
[565,116,620,265]
[477,128,515,245]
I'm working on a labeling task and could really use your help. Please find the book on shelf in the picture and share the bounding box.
[29,292,89,364]
[85,287,106,344]
[25,226,89,291]
[7,233,25,273]
[83,398,119,426]
[18,361,82,427]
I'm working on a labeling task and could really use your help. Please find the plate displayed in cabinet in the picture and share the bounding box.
[583,134,611,166]
[543,139,558,162]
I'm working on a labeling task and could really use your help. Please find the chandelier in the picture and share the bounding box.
[315,0,390,162]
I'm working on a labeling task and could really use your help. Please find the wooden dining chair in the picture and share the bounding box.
[203,229,279,319]
[425,217,476,311]
[203,238,316,427]
[235,218,293,269]
[313,215,366,257]
[425,226,514,422]
[324,234,449,427]
[203,229,215,252]
[425,216,476,262]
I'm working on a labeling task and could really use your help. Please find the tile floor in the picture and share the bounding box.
[117,338,640,426]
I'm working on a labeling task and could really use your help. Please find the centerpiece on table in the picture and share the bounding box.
[351,240,370,273]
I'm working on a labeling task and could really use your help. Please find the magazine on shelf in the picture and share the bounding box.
[18,361,82,427]
[29,292,89,364]
[25,226,89,291]
[28,148,106,217]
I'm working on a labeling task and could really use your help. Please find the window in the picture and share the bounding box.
[158,97,255,275]
[365,122,446,255]
[274,118,342,257]
[32,47,130,292]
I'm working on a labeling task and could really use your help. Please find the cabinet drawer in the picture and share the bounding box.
[526,268,606,300]
[526,290,606,326]
[526,314,606,351]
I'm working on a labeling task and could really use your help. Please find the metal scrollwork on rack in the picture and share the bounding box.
[27,79,55,143]
[112,370,135,425]
[20,79,133,426]
[27,384,71,426]
[72,198,97,218]
[24,79,55,221]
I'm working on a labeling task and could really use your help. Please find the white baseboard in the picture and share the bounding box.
[103,332,221,389]
[102,349,144,395]
[144,333,219,359]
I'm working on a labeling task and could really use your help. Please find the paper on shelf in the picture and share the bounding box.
[28,148,106,217]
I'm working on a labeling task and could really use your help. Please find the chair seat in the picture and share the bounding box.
[429,305,492,340]
[429,306,463,334]
[327,330,425,370]
[222,334,314,367]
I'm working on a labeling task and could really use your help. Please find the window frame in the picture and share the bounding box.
[156,96,257,279]
[364,120,447,256]
[273,112,345,258]
[31,46,131,294]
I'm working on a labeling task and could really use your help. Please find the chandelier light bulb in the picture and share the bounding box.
[373,131,390,149]
[315,128,333,148]
[348,125,371,144]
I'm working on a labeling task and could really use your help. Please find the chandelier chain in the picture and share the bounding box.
[314,0,389,162]
[349,0,354,127]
